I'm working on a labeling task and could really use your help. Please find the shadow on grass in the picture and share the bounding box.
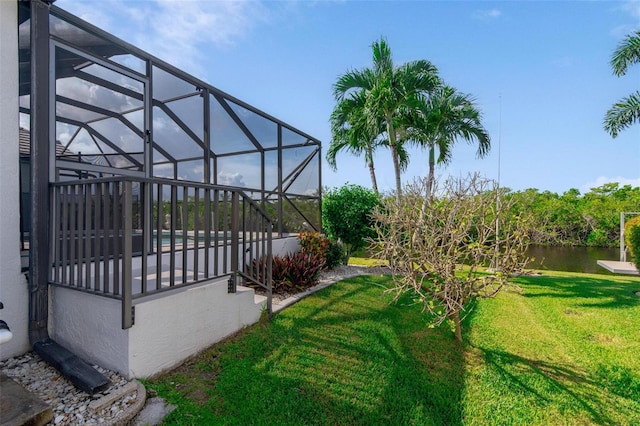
[516,273,640,309]
[472,347,640,425]
[152,275,467,425]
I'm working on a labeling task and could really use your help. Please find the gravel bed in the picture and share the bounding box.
[1,352,139,425]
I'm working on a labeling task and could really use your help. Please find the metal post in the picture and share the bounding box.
[141,180,150,292]
[122,181,133,329]
[266,223,273,315]
[277,125,283,236]
[229,191,239,293]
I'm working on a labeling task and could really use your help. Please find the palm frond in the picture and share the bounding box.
[611,31,640,77]
[333,69,373,101]
[371,37,393,77]
[397,60,441,93]
[329,87,386,172]
[409,84,491,165]
[396,143,410,172]
[325,137,349,170]
[603,91,640,138]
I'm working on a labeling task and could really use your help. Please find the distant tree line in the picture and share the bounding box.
[504,182,640,247]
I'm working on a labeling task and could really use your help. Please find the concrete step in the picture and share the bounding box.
[0,372,52,426]
[236,285,268,307]
[254,293,267,306]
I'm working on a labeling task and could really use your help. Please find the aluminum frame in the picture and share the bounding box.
[20,1,322,245]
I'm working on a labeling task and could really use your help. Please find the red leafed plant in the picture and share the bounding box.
[247,239,326,294]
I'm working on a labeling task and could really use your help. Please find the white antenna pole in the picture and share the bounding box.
[621,212,625,262]
[497,94,502,187]
[495,94,502,269]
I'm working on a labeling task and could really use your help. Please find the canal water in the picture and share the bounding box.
[525,245,620,274]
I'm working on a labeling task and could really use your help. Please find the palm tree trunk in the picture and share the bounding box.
[415,145,436,239]
[368,161,379,194]
[386,118,402,203]
[390,144,403,203]
[366,146,379,194]
[427,146,436,200]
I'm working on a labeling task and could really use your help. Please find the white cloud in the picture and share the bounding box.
[139,0,267,74]
[218,171,246,188]
[153,163,174,179]
[622,0,640,19]
[611,0,640,37]
[611,23,638,38]
[474,9,502,20]
[581,176,640,193]
[57,0,115,30]
[57,0,268,77]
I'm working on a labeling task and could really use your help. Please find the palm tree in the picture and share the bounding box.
[408,86,491,200]
[327,91,382,193]
[604,30,640,138]
[404,86,490,227]
[332,37,440,202]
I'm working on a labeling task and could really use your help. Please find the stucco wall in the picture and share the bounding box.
[273,236,299,256]
[0,0,30,360]
[128,279,261,378]
[50,287,129,374]
[49,236,298,378]
[51,277,263,379]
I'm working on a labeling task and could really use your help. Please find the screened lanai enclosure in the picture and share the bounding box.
[19,1,321,333]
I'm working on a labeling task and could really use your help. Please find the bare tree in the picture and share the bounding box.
[371,174,532,342]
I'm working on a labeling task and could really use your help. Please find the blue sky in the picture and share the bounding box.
[57,0,640,195]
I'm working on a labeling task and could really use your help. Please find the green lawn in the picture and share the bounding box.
[146,271,640,425]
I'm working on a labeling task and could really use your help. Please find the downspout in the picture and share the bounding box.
[27,0,109,394]
[28,0,51,346]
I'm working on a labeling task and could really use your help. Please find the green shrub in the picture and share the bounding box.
[298,231,347,270]
[624,215,640,270]
[586,228,608,247]
[325,239,347,270]
[322,184,380,259]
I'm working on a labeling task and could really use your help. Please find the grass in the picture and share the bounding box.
[347,256,388,267]
[464,271,640,425]
[146,271,640,425]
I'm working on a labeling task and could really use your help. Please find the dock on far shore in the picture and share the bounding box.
[597,260,640,276]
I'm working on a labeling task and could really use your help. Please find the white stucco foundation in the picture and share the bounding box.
[51,278,263,379]
[127,280,261,378]
[50,236,299,379]
[0,0,30,360]
[50,288,128,374]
